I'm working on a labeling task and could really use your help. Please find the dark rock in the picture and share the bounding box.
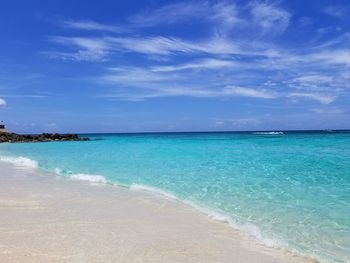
[0,132,90,143]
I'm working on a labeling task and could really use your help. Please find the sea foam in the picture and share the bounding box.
[130,184,178,200]
[69,173,108,184]
[0,156,38,169]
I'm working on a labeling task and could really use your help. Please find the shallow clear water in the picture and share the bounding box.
[1,131,349,262]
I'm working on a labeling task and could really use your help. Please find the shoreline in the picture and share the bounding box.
[0,160,315,263]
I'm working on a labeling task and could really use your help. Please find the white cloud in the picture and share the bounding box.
[0,98,6,106]
[314,32,350,49]
[312,108,345,114]
[288,92,335,104]
[107,36,196,55]
[0,94,46,99]
[307,50,350,66]
[250,2,291,35]
[324,6,348,18]
[129,1,240,31]
[152,58,238,72]
[52,36,108,50]
[211,2,241,32]
[101,85,278,101]
[106,36,239,55]
[223,86,277,99]
[62,19,124,32]
[129,2,207,27]
[48,35,239,59]
[45,50,109,62]
[287,74,334,91]
[101,67,180,85]
[292,75,333,84]
[100,66,279,100]
[48,36,110,61]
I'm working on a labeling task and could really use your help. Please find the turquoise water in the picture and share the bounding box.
[0,131,349,262]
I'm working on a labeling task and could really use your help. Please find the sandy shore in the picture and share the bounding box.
[0,161,314,263]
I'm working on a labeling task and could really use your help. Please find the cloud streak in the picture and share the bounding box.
[62,19,125,32]
[0,98,7,106]
[288,92,335,104]
[151,58,238,72]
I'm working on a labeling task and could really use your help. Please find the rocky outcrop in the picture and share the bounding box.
[0,132,90,143]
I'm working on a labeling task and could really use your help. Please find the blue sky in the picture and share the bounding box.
[0,0,349,133]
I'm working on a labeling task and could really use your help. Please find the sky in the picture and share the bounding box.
[0,0,349,133]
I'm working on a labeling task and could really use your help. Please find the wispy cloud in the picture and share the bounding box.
[223,86,277,99]
[99,65,278,101]
[0,98,7,106]
[62,19,125,32]
[128,1,240,31]
[250,1,291,35]
[312,107,346,114]
[288,92,335,104]
[47,36,110,61]
[0,94,46,99]
[151,58,238,72]
[129,2,207,27]
[307,50,350,66]
[287,74,334,91]
[47,35,240,60]
[44,1,349,106]
[324,5,349,18]
[107,36,240,55]
[101,67,181,85]
[101,86,278,101]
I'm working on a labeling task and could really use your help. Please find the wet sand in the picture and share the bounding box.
[0,161,314,263]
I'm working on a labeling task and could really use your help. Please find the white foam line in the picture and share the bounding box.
[130,184,178,200]
[69,173,108,184]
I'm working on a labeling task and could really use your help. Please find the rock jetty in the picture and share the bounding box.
[0,132,89,143]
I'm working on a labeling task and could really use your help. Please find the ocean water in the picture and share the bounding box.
[0,131,349,262]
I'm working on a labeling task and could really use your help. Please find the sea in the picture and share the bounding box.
[0,130,349,263]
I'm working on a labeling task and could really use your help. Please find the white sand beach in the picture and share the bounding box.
[0,161,314,263]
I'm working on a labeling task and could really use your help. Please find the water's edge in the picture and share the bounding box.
[0,155,317,263]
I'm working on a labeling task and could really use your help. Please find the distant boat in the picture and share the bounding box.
[324,129,334,132]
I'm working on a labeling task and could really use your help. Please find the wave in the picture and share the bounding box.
[0,156,38,169]
[0,156,109,185]
[252,131,284,135]
[69,173,107,184]
[52,167,107,184]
